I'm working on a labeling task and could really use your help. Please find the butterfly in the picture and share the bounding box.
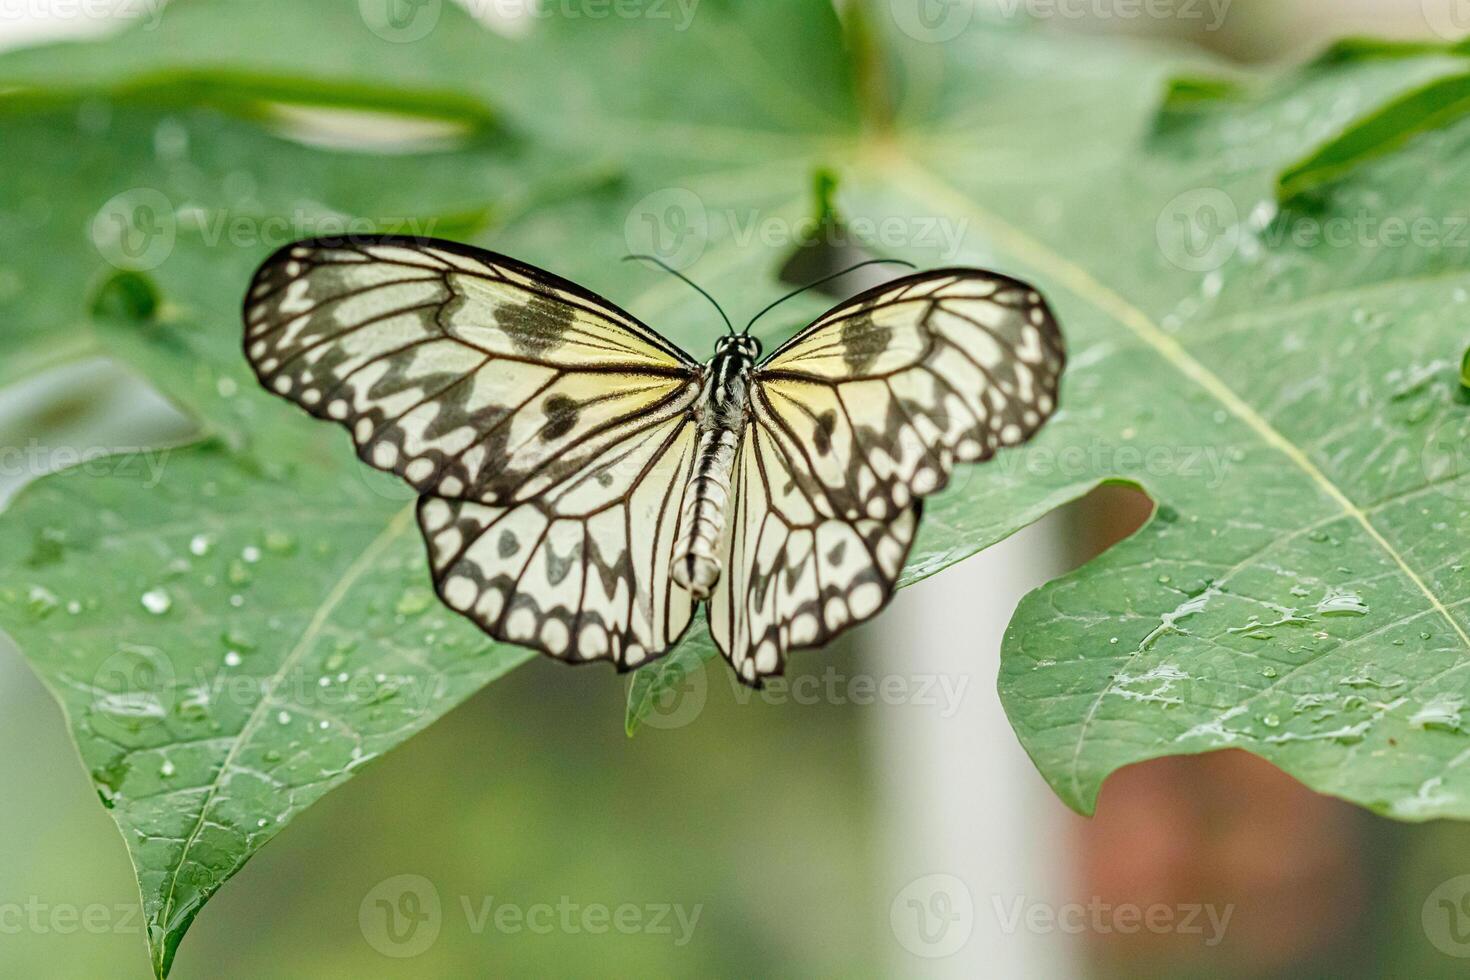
[242,236,1065,686]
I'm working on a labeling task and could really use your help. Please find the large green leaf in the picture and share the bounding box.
[0,431,533,977]
[6,1,1470,974]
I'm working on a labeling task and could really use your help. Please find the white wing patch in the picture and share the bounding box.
[757,270,1065,522]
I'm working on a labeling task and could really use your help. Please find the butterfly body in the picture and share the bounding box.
[243,236,1064,686]
[673,333,763,598]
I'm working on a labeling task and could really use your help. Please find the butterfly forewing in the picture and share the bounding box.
[755,270,1065,523]
[243,237,699,503]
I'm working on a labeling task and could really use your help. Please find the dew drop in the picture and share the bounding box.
[1316,590,1368,617]
[160,760,176,778]
[140,588,172,616]
[222,627,256,650]
[224,651,242,667]
[264,531,296,555]
[188,533,214,557]
[26,585,59,619]
[395,588,434,617]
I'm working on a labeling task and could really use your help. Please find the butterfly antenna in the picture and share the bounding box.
[621,254,735,335]
[743,258,916,335]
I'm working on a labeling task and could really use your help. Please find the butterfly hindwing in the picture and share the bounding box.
[418,413,701,669]
[756,269,1065,522]
[243,237,700,504]
[706,412,920,684]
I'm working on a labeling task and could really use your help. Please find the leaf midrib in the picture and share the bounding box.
[872,146,1470,802]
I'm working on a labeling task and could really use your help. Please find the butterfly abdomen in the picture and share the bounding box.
[672,425,740,598]
[672,344,756,598]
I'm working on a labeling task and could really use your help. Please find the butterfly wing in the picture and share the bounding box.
[243,236,699,503]
[708,269,1064,683]
[244,236,703,669]
[755,269,1065,521]
[418,413,700,670]
[707,417,920,684]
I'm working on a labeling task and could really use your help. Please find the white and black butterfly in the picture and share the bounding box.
[242,236,1065,686]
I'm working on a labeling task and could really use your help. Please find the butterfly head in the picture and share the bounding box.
[715,333,762,363]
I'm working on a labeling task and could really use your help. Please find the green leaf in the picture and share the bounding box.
[1279,72,1470,202]
[0,433,532,977]
[7,2,1470,974]
[0,0,507,124]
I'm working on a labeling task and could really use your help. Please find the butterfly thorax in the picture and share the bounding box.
[671,334,762,598]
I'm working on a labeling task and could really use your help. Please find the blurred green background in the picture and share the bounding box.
[6,2,1470,978]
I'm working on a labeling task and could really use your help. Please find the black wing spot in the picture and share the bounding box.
[498,530,520,558]
[839,313,892,374]
[546,539,581,586]
[541,394,580,441]
[813,410,837,456]
[497,294,577,355]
